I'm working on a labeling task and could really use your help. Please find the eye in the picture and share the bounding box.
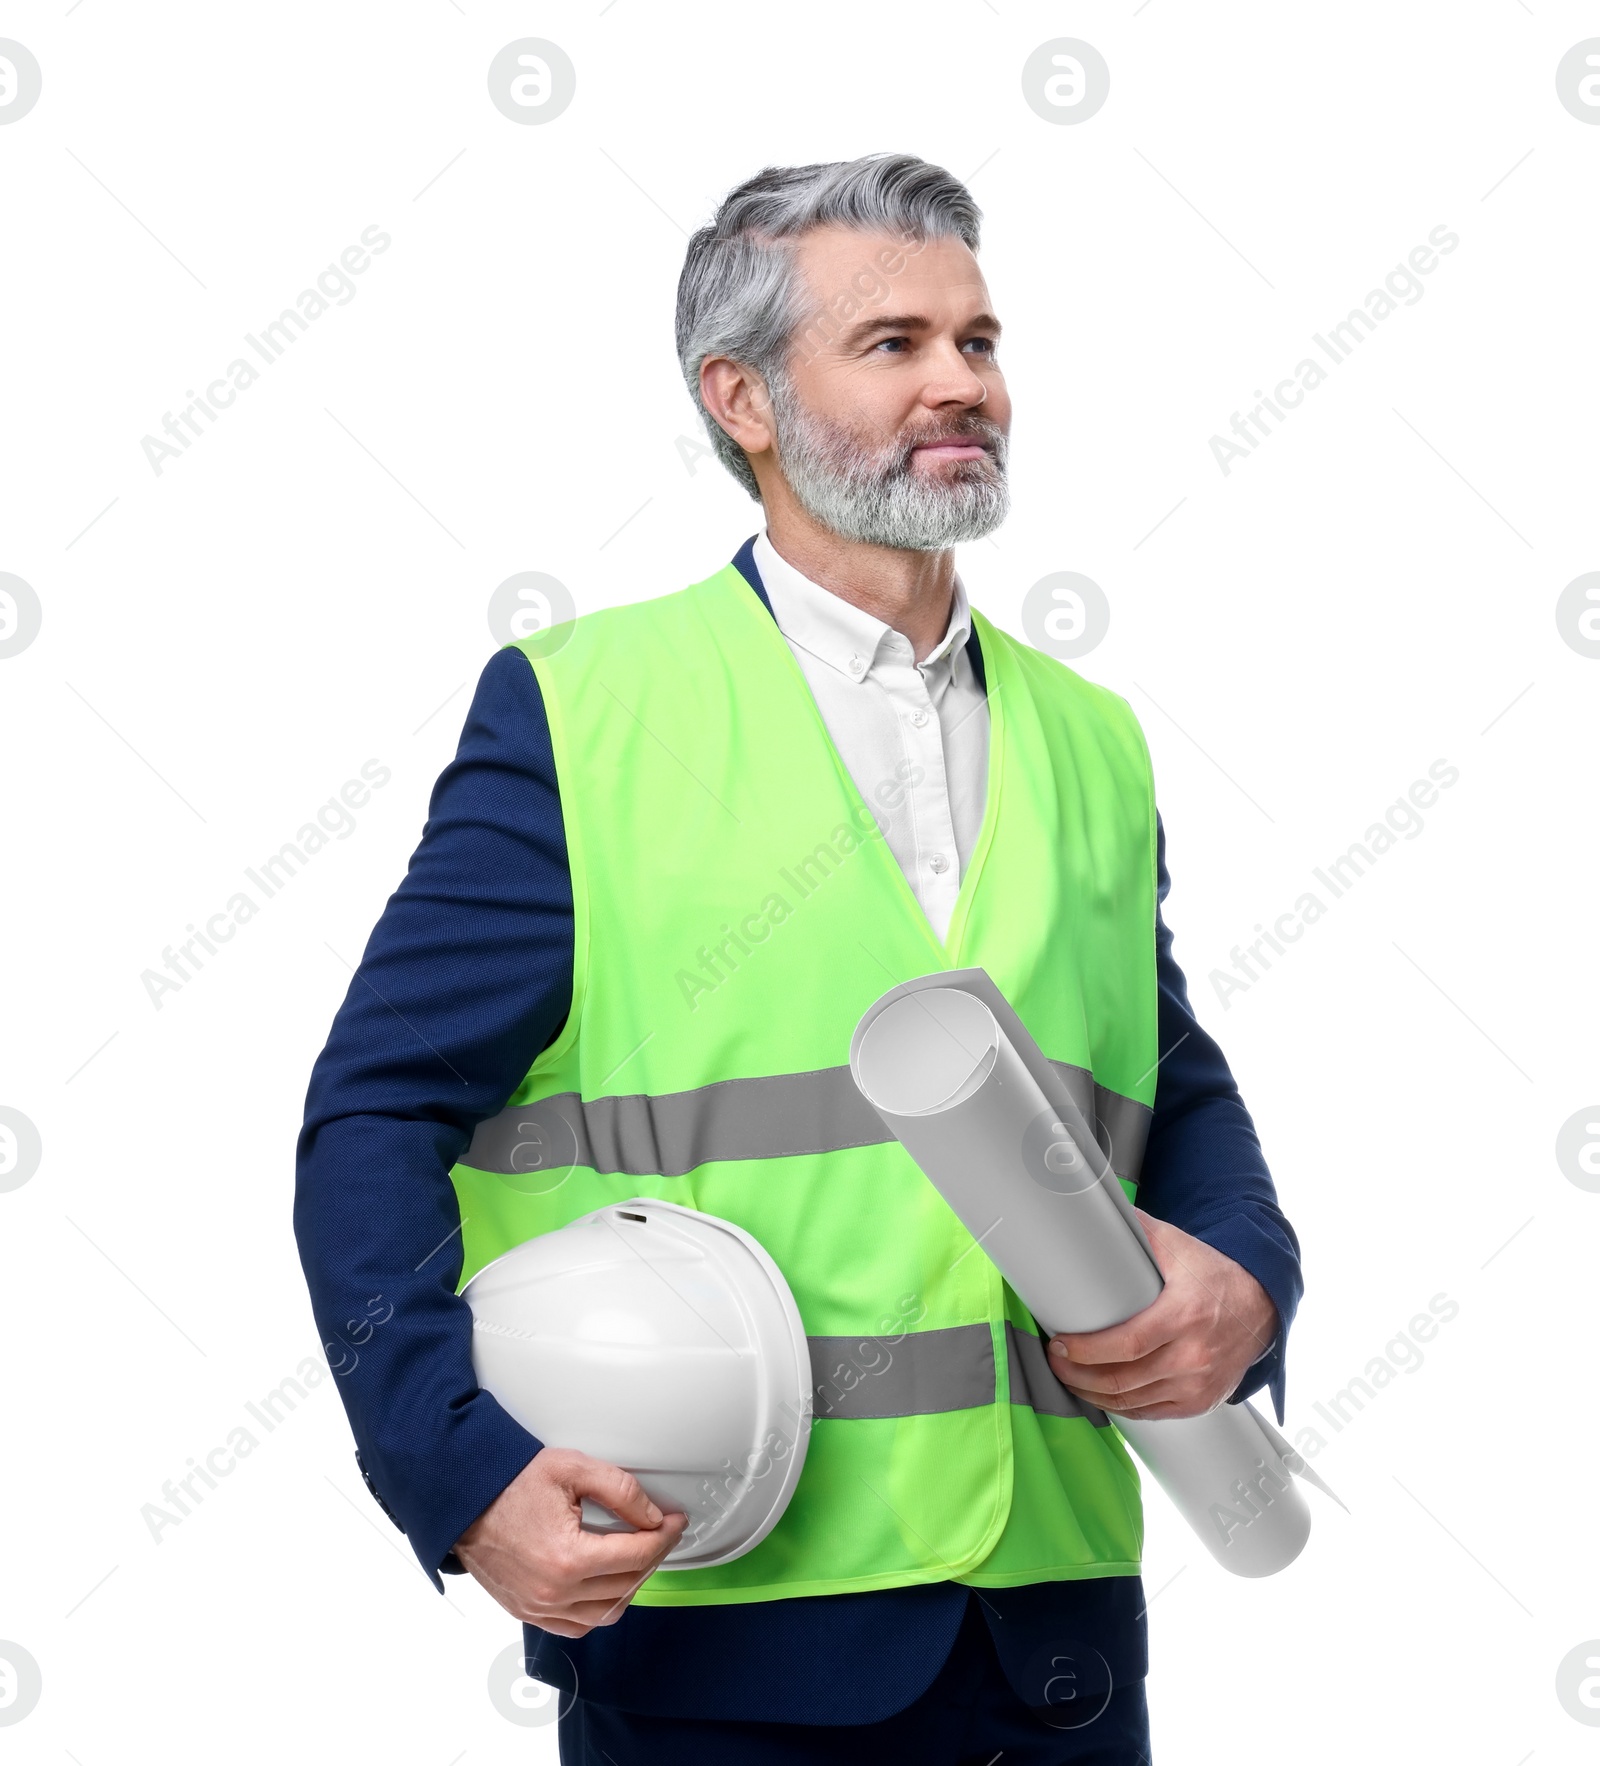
[871,334,999,358]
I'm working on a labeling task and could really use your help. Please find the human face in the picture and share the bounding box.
[766,225,1011,551]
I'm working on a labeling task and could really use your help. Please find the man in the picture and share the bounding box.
[294,152,1301,1763]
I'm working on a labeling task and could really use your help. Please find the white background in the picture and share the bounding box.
[2,2,1597,1760]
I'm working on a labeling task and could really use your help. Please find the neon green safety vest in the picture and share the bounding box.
[449,558,1161,1604]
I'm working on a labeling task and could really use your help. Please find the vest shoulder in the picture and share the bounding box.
[506,568,743,671]
[976,613,1138,726]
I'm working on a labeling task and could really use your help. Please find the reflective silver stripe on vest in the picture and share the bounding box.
[1093,1083,1151,1188]
[1005,1321,1111,1427]
[802,1321,1110,1426]
[463,1067,884,1184]
[463,1064,1152,1186]
[809,1323,994,1420]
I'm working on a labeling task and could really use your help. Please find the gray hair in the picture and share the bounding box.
[675,153,983,502]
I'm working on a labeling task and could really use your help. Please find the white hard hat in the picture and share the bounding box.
[462,1198,813,1568]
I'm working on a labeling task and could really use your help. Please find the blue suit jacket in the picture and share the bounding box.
[293,536,1302,1723]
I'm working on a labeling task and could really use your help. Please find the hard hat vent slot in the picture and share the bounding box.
[617,1210,648,1222]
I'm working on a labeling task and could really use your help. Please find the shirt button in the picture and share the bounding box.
[848,654,867,678]
[929,853,949,875]
[910,708,929,728]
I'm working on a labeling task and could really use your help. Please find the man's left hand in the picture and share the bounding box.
[1046,1209,1279,1419]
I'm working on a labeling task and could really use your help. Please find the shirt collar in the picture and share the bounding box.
[752,528,972,682]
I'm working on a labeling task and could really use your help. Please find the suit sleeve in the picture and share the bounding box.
[1135,813,1303,1423]
[292,645,574,1591]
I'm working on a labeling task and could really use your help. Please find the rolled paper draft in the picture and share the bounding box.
[850,971,1342,1578]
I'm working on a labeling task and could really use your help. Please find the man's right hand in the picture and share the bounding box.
[452,1446,689,1637]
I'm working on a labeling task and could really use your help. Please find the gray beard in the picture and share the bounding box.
[765,372,1010,552]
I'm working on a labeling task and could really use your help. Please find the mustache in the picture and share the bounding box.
[776,393,1007,477]
[901,417,1005,452]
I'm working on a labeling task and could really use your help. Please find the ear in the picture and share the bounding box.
[700,356,776,457]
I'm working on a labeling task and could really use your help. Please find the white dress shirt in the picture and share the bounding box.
[753,529,990,943]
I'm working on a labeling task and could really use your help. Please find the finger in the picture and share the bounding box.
[1049,1305,1178,1368]
[509,1531,680,1634]
[1060,1329,1208,1396]
[1059,1366,1161,1401]
[1081,1366,1231,1417]
[558,1592,654,1628]
[1065,1370,1179,1413]
[574,1521,693,1599]
[532,1620,588,1639]
[561,1507,690,1580]
[553,1455,668,1531]
[1102,1392,1205,1421]
[1052,1331,1199,1395]
[568,1566,679,1603]
[1057,1367,1170,1409]
[1051,1329,1188,1378]
[567,1553,677,1632]
[1066,1370,1179,1412]
[522,1606,623,1639]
